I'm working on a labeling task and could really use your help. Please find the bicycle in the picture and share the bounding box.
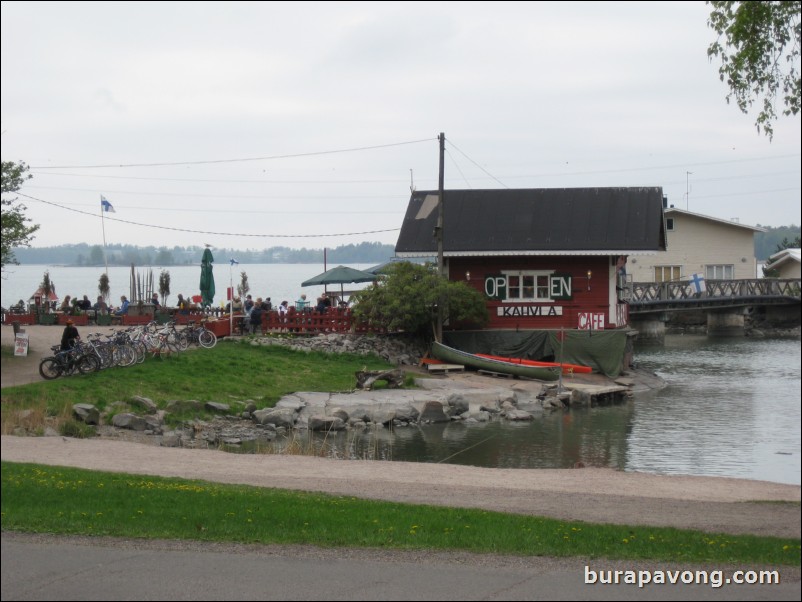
[38,344,101,380]
[182,319,217,348]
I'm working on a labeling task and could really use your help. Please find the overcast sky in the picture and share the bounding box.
[2,1,800,253]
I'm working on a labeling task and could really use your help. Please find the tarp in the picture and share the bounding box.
[443,329,628,378]
[199,248,215,307]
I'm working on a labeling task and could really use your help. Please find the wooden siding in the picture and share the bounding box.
[629,211,760,282]
[448,256,624,330]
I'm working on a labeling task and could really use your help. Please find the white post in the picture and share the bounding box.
[229,261,234,336]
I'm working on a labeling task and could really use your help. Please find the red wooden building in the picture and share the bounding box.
[394,187,667,376]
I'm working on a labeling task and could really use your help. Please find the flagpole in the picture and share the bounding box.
[100,196,109,276]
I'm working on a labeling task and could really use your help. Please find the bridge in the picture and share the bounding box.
[626,278,800,342]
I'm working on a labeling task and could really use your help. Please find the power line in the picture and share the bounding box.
[18,193,401,239]
[446,138,509,189]
[32,171,412,185]
[25,184,409,202]
[30,138,435,169]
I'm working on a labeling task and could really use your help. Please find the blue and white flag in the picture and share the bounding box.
[230,258,239,266]
[690,273,706,294]
[100,195,116,213]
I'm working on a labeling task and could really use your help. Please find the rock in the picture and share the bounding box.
[73,403,100,425]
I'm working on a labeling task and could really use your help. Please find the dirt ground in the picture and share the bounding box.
[2,324,800,543]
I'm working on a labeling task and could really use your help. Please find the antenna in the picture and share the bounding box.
[409,169,416,192]
[685,171,693,210]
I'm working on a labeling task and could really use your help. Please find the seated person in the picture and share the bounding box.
[60,295,73,314]
[114,295,130,316]
[296,294,309,311]
[77,295,92,311]
[151,293,160,308]
[316,293,331,313]
[278,300,289,318]
[93,296,109,314]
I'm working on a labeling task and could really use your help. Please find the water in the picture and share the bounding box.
[2,266,799,485]
[274,336,801,485]
[0,263,375,311]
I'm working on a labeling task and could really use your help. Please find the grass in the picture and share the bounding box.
[2,462,798,566]
[1,337,394,434]
[2,338,800,566]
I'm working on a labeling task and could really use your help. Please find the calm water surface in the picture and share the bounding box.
[1,263,374,310]
[275,336,801,485]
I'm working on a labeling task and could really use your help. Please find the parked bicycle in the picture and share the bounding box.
[38,344,101,380]
[181,319,217,348]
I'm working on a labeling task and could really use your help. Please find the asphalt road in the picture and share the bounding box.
[2,532,799,601]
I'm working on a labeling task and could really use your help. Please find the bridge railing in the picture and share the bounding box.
[630,279,801,304]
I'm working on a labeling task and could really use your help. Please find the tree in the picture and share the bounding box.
[159,270,171,306]
[707,1,802,139]
[237,271,250,299]
[1,160,40,270]
[39,270,53,313]
[351,262,488,338]
[762,235,801,276]
[98,273,110,302]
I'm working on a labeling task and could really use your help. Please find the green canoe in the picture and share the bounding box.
[432,342,561,381]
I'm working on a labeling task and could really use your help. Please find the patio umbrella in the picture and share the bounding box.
[365,257,410,275]
[301,265,376,299]
[199,248,216,308]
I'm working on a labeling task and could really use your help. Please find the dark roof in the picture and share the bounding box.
[395,187,666,256]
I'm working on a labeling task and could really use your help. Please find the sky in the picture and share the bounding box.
[1,1,800,253]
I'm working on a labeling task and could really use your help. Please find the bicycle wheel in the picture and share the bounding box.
[78,354,101,374]
[168,331,189,351]
[116,344,137,367]
[133,341,147,363]
[39,357,63,380]
[198,329,217,348]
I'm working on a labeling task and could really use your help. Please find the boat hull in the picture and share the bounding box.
[432,342,560,381]
[475,354,593,375]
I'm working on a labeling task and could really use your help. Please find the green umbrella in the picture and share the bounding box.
[199,248,215,308]
[301,265,376,299]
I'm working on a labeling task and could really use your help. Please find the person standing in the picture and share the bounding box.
[249,301,263,335]
[60,319,80,351]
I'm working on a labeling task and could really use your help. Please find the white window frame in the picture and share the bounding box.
[654,265,681,283]
[501,270,555,302]
[705,264,734,279]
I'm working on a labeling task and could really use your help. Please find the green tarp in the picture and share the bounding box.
[443,329,629,378]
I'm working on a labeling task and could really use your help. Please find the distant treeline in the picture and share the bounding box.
[11,241,397,266]
[10,225,800,265]
[753,225,801,260]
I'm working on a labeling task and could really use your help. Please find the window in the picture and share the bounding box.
[666,218,675,231]
[503,271,554,301]
[654,265,681,282]
[705,265,733,279]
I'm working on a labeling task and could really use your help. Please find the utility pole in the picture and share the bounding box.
[436,132,445,342]
[437,133,445,277]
